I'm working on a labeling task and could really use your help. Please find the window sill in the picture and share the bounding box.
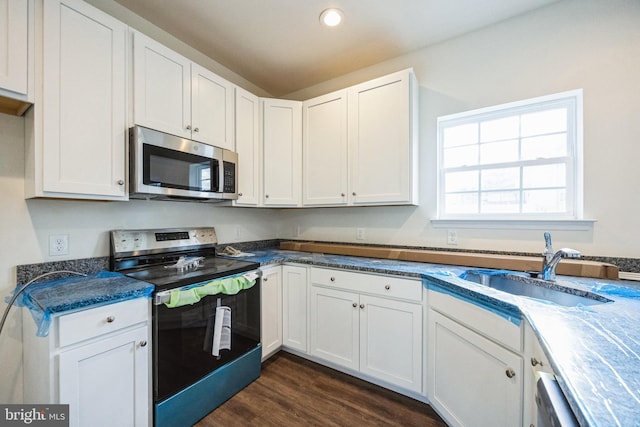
[430,218,596,231]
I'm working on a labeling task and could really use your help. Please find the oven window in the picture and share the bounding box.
[153,284,260,402]
[144,144,219,192]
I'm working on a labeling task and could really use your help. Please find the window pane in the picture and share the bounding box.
[480,140,518,165]
[480,191,520,213]
[521,134,567,160]
[521,108,567,137]
[480,116,519,142]
[523,189,566,213]
[523,164,566,188]
[481,167,519,191]
[443,123,478,148]
[445,171,478,192]
[443,145,478,168]
[446,193,478,214]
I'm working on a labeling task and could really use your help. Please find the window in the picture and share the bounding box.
[437,90,583,220]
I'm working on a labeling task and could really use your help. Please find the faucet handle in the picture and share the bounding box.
[559,248,581,259]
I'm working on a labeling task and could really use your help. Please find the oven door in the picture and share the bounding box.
[152,281,261,403]
[130,125,224,199]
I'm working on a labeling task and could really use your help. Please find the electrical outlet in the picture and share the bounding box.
[356,228,366,240]
[447,230,458,245]
[49,235,69,256]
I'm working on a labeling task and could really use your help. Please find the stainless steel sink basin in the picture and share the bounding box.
[461,271,612,307]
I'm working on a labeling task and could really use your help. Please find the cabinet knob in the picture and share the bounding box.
[352,302,357,308]
[265,194,269,199]
[505,368,516,378]
[385,284,390,290]
[531,357,543,367]
[106,315,115,323]
[352,192,356,196]
[359,304,365,309]
[330,277,335,282]
[194,127,199,132]
[139,340,147,347]
[117,179,124,186]
[341,193,345,197]
[238,193,243,197]
[263,277,268,282]
[186,125,192,130]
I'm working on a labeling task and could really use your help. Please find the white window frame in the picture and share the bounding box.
[435,89,584,224]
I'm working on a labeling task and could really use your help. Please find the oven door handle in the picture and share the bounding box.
[153,269,262,306]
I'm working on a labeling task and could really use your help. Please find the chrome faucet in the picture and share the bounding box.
[541,232,581,281]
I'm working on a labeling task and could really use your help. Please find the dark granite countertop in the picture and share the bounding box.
[233,248,640,427]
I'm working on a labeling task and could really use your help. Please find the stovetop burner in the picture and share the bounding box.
[110,227,260,291]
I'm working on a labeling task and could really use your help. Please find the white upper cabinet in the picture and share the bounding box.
[302,90,348,206]
[0,0,30,107]
[25,0,127,200]
[262,98,302,207]
[301,69,418,207]
[348,69,418,205]
[133,31,235,150]
[234,87,261,206]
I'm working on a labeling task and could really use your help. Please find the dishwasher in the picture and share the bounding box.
[536,372,579,427]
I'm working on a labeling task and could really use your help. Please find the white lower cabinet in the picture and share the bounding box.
[23,298,151,427]
[427,289,523,427]
[260,265,282,361]
[309,267,423,394]
[281,264,308,352]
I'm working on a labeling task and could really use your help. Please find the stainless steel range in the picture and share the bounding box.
[110,227,261,427]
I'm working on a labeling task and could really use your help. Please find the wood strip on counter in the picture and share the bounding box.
[280,241,619,280]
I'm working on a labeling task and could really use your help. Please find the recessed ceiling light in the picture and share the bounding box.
[319,8,344,27]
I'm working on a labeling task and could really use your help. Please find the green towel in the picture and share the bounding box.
[165,275,256,308]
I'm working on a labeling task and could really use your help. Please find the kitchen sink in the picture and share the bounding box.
[460,271,612,307]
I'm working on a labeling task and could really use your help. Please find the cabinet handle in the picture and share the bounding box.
[359,304,365,309]
[139,340,147,347]
[505,368,516,378]
[194,127,199,132]
[117,179,124,186]
[531,357,543,367]
[385,284,390,290]
[186,125,192,130]
[352,302,357,308]
[106,315,115,323]
[330,277,335,282]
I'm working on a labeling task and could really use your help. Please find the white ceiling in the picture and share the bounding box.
[113,0,561,97]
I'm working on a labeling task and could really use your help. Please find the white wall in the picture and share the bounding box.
[283,0,640,259]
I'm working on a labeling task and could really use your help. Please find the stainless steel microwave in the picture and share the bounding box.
[129,126,238,202]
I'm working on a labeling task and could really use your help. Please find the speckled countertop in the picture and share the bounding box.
[235,248,640,427]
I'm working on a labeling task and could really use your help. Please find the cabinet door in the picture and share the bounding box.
[41,0,126,198]
[348,70,416,205]
[262,98,302,206]
[359,295,422,393]
[428,310,523,427]
[59,326,150,427]
[0,0,28,96]
[261,266,282,361]
[302,90,348,206]
[309,286,359,370]
[234,87,260,206]
[133,30,191,139]
[191,63,234,149]
[282,265,308,352]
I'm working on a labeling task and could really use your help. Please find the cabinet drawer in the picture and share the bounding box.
[310,267,422,302]
[57,298,149,348]
[429,290,522,353]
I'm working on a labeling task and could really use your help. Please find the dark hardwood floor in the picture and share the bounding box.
[196,351,447,426]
